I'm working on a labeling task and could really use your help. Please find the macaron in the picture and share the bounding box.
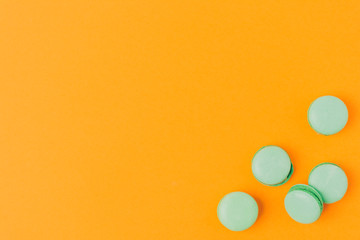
[217,192,258,231]
[252,145,293,186]
[308,163,348,204]
[284,184,324,224]
[307,95,348,135]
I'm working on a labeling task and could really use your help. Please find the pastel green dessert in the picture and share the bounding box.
[284,184,324,224]
[308,163,348,204]
[307,95,348,135]
[251,145,293,186]
[217,192,258,231]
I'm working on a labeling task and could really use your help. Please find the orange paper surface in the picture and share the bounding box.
[1,1,360,239]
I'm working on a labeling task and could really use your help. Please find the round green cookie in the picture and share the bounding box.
[307,95,348,135]
[217,192,258,231]
[252,145,293,186]
[308,163,348,204]
[284,184,324,224]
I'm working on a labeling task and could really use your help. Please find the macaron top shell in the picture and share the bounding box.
[217,192,258,231]
[307,95,348,135]
[308,163,348,204]
[285,184,323,224]
[252,146,292,186]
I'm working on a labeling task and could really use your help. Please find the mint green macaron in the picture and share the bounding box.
[217,192,258,231]
[285,184,324,224]
[307,95,348,135]
[252,146,293,186]
[308,163,348,204]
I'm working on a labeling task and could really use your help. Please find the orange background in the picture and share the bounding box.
[1,1,360,239]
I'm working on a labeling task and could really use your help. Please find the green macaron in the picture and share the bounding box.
[307,95,348,135]
[284,184,324,224]
[252,145,293,186]
[217,192,258,231]
[308,163,348,204]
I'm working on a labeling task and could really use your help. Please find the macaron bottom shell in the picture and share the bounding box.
[285,184,323,224]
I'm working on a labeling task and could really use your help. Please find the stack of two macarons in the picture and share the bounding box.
[217,96,349,231]
[252,146,348,224]
[217,146,348,231]
[285,162,348,224]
